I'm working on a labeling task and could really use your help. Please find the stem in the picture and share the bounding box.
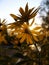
[34,43,42,65]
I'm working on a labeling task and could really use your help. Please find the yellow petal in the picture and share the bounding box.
[8,24,15,29]
[26,34,29,44]
[22,23,28,29]
[17,33,23,38]
[33,35,38,41]
[29,37,33,44]
[31,31,40,35]
[20,34,26,43]
[33,27,41,30]
[28,35,33,44]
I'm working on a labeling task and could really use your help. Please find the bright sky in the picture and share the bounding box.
[0,0,43,24]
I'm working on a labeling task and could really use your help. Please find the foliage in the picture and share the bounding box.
[39,0,49,28]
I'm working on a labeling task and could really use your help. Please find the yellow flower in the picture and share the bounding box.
[0,19,7,35]
[17,23,42,44]
[17,23,33,44]
[7,22,22,36]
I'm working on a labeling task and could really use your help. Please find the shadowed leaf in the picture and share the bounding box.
[29,6,40,19]
[10,14,20,21]
[25,3,28,13]
[19,7,25,16]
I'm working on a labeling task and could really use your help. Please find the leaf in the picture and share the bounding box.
[25,3,28,13]
[0,19,6,26]
[2,19,6,24]
[29,6,40,19]
[28,7,35,15]
[29,18,35,26]
[19,7,25,16]
[10,14,19,21]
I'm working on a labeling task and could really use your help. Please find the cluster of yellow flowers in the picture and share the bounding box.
[7,22,46,45]
[0,3,49,45]
[0,19,49,45]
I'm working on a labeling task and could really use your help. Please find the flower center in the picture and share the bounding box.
[25,28,30,34]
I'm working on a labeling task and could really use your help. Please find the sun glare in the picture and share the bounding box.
[29,17,42,30]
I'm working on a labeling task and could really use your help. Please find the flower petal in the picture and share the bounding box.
[33,35,38,41]
[20,34,26,43]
